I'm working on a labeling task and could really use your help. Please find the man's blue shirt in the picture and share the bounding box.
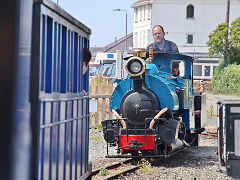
[146,39,179,53]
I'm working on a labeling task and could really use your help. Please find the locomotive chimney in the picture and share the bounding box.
[133,77,144,91]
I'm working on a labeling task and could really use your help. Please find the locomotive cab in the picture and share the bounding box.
[171,60,185,77]
[102,49,202,158]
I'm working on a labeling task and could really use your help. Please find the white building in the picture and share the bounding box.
[131,0,240,80]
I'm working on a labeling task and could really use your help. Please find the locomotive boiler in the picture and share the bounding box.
[102,49,203,158]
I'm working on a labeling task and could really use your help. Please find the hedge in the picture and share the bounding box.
[212,64,240,96]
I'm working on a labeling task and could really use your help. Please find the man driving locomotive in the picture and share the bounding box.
[146,25,180,76]
[146,25,179,53]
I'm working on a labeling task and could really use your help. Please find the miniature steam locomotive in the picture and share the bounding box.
[102,49,203,158]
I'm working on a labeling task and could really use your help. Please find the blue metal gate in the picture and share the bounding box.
[31,0,91,179]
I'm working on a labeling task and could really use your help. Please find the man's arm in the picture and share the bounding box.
[171,42,179,53]
[146,44,150,52]
[146,43,153,53]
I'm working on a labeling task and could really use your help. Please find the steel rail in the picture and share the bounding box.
[91,158,134,176]
[105,165,142,180]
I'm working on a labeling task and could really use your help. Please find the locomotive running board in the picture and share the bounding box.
[106,155,170,158]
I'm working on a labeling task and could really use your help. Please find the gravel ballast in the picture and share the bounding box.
[89,128,233,180]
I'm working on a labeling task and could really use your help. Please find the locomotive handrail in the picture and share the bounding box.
[112,109,127,129]
[149,107,169,129]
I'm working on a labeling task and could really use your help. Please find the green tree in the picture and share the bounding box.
[229,17,240,64]
[207,23,228,58]
[207,17,240,65]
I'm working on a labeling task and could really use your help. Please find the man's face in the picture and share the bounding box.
[153,26,165,44]
[83,62,88,75]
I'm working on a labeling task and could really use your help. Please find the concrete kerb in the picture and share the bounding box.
[202,93,240,131]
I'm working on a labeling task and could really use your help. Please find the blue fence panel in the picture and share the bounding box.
[67,30,70,93]
[41,15,46,92]
[60,25,67,93]
[46,16,53,93]
[53,22,57,92]
[57,24,61,92]
[31,0,91,179]
[78,36,83,92]
[73,32,78,93]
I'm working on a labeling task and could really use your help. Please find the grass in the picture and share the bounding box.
[89,135,101,141]
[137,161,157,174]
[96,124,103,130]
[207,104,217,117]
[98,168,121,177]
[98,167,110,176]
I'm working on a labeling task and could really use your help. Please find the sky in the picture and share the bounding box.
[53,0,136,47]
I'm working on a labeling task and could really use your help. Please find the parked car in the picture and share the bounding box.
[99,63,116,77]
[89,64,100,76]
[105,63,116,78]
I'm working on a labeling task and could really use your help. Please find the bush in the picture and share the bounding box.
[213,57,225,77]
[212,64,240,96]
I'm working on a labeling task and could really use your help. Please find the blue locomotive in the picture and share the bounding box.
[102,49,203,158]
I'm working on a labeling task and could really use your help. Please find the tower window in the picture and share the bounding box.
[186,4,194,18]
[187,34,193,44]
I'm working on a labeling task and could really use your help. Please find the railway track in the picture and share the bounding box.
[200,131,217,138]
[91,146,190,179]
[92,158,142,180]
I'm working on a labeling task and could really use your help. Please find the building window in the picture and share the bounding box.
[187,34,193,44]
[143,6,145,21]
[186,4,194,18]
[146,6,148,20]
[204,66,210,76]
[147,5,151,20]
[135,32,138,48]
[143,30,145,47]
[193,65,202,76]
[139,31,142,47]
[135,8,138,22]
[140,6,142,21]
[147,29,152,45]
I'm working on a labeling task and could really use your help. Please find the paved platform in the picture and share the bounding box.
[206,93,240,101]
[202,92,240,130]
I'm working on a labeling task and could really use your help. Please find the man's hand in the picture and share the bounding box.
[82,89,87,96]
